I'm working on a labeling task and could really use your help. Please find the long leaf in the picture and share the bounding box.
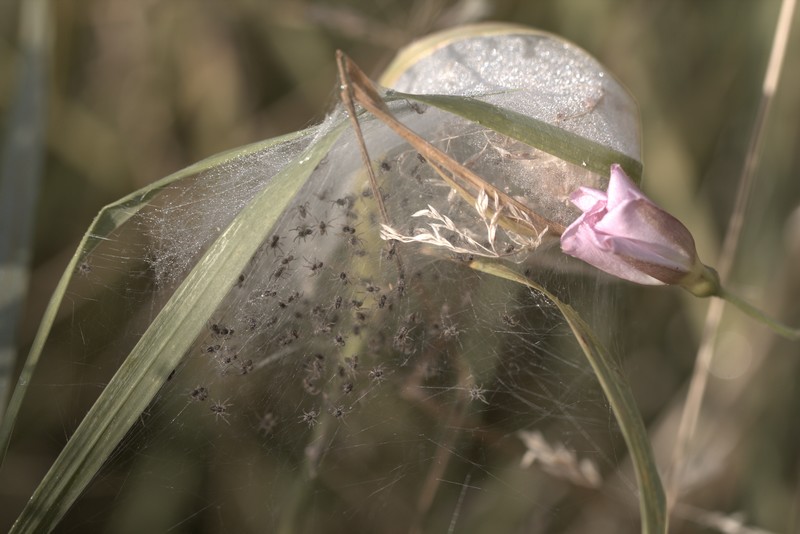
[0,127,313,461]
[389,90,643,184]
[9,121,344,534]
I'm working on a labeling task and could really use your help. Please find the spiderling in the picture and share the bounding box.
[299,408,319,428]
[210,398,233,423]
[306,258,324,275]
[296,202,310,219]
[368,365,386,383]
[77,261,93,276]
[468,384,489,404]
[330,405,349,419]
[333,333,346,347]
[268,235,283,254]
[190,386,209,401]
[293,224,314,242]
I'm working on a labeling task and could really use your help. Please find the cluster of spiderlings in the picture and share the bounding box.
[209,398,233,424]
[158,108,601,454]
[209,180,450,428]
[170,184,399,427]
[63,102,620,533]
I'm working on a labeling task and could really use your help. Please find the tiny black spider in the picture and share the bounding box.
[293,224,314,242]
[211,324,234,337]
[316,218,331,235]
[306,259,324,275]
[396,277,406,296]
[299,408,318,427]
[409,101,427,114]
[330,196,353,209]
[268,235,283,254]
[368,365,385,383]
[393,326,414,353]
[296,202,310,219]
[77,261,93,276]
[190,386,209,401]
[239,359,254,374]
[385,241,397,261]
[210,399,233,423]
[330,405,348,419]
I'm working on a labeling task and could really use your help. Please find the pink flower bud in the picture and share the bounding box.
[561,164,720,296]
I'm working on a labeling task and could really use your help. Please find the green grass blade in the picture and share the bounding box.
[389,90,643,184]
[0,127,314,462]
[0,0,49,422]
[9,121,343,533]
[470,260,666,534]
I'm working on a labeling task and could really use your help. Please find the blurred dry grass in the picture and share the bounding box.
[1,0,799,532]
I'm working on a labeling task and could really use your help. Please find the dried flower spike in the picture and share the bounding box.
[561,164,719,297]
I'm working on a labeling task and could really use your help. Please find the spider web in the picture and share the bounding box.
[16,102,645,534]
[11,32,648,533]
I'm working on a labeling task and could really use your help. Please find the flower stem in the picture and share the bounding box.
[469,260,667,534]
[718,287,799,340]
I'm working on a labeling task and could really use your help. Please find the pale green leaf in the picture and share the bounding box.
[0,127,315,461]
[390,90,643,184]
[8,122,343,533]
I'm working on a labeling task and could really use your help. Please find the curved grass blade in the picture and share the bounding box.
[0,0,49,423]
[470,260,666,534]
[0,127,315,461]
[388,90,643,184]
[9,121,344,534]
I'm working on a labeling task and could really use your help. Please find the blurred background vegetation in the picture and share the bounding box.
[1,0,799,532]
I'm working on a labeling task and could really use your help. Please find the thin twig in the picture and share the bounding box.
[336,51,393,228]
[336,50,405,279]
[667,0,797,511]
